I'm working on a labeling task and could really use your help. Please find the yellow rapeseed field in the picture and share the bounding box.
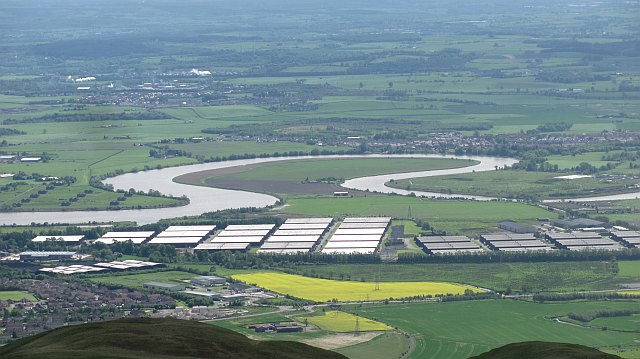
[296,311,392,332]
[231,272,484,302]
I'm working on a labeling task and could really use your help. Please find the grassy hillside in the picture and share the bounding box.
[0,318,347,359]
[470,341,620,359]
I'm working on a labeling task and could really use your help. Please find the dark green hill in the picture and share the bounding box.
[470,341,620,359]
[0,318,348,359]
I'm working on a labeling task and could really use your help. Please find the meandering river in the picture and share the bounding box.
[1,154,638,225]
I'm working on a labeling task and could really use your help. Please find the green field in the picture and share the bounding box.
[295,311,392,333]
[205,158,474,183]
[390,169,640,201]
[0,291,37,301]
[279,196,556,234]
[357,300,640,359]
[591,314,640,332]
[335,332,409,359]
[231,272,483,302]
[619,261,640,278]
[87,271,195,289]
[286,261,630,293]
[196,157,475,197]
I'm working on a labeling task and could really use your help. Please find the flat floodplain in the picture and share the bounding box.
[231,272,484,302]
[178,157,475,196]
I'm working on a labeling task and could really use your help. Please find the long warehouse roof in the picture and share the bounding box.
[324,241,380,249]
[95,237,148,245]
[32,235,85,242]
[210,236,265,243]
[265,235,321,242]
[148,237,203,244]
[102,231,155,238]
[224,224,275,231]
[338,222,389,229]
[285,218,333,224]
[217,229,271,237]
[164,225,216,232]
[195,243,250,250]
[334,228,386,235]
[278,223,331,230]
[322,248,376,254]
[342,217,391,223]
[156,230,211,238]
[273,229,325,236]
[328,234,382,242]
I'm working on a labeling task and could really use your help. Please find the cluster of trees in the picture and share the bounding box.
[191,147,364,164]
[531,122,573,133]
[535,69,610,84]
[568,308,640,323]
[533,291,640,303]
[3,111,165,125]
[0,128,25,136]
[148,147,190,159]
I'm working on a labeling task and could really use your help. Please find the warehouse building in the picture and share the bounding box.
[259,218,333,254]
[416,236,484,255]
[551,218,607,230]
[610,230,640,248]
[95,231,155,245]
[321,217,390,254]
[32,235,85,244]
[498,221,536,234]
[196,224,275,251]
[191,275,226,286]
[480,233,551,252]
[148,225,216,247]
[545,231,622,250]
[19,251,77,261]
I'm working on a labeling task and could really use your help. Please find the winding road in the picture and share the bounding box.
[1,154,638,226]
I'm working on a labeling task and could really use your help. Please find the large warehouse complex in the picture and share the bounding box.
[545,231,623,251]
[148,225,216,247]
[195,224,275,251]
[322,217,391,255]
[258,218,333,254]
[417,236,483,255]
[480,233,552,252]
[95,231,155,245]
[23,219,640,259]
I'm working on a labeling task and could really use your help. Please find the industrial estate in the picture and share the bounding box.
[1,0,640,358]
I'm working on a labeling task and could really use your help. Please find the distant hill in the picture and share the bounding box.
[0,318,348,359]
[470,341,620,359]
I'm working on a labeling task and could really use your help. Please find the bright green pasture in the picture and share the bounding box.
[591,315,640,332]
[280,196,555,235]
[0,291,37,301]
[390,169,639,200]
[618,261,640,279]
[86,271,195,289]
[358,300,640,359]
[288,261,622,293]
